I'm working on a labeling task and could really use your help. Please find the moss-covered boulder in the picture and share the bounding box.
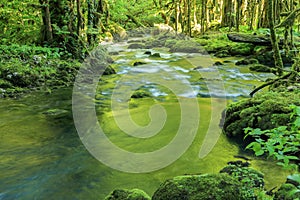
[103,65,116,75]
[131,90,152,98]
[249,64,274,73]
[223,91,300,141]
[255,50,294,67]
[236,58,259,66]
[170,40,206,53]
[105,188,151,200]
[128,43,146,49]
[214,49,230,58]
[152,174,252,200]
[220,161,264,188]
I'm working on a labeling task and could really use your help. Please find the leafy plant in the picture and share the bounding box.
[244,105,300,171]
[287,174,300,197]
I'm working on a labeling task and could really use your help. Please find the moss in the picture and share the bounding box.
[169,40,206,53]
[220,163,264,188]
[105,188,151,200]
[152,174,252,200]
[131,90,152,98]
[165,39,177,48]
[274,183,300,200]
[236,58,259,66]
[229,44,254,56]
[249,64,274,73]
[128,43,146,49]
[223,91,300,141]
[103,65,116,75]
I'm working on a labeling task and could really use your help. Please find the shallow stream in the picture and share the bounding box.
[0,38,290,199]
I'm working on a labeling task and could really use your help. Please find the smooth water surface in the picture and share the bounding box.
[0,41,289,199]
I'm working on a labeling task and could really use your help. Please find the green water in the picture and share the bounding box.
[0,45,290,199]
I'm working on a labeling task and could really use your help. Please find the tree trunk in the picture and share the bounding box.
[267,0,283,75]
[40,0,53,43]
[187,0,191,36]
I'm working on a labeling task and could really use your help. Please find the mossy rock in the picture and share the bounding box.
[170,40,206,53]
[103,65,116,75]
[165,39,178,48]
[105,188,151,200]
[229,44,254,56]
[236,58,259,66]
[220,163,264,188]
[149,53,161,58]
[128,43,146,49]
[255,50,294,67]
[274,183,300,200]
[152,174,251,200]
[43,108,69,119]
[131,90,152,98]
[249,64,273,73]
[214,49,230,58]
[223,91,300,141]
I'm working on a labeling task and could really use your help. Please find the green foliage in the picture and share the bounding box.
[0,44,81,96]
[244,105,300,171]
[152,173,265,200]
[287,174,300,197]
[220,162,265,199]
[223,91,300,139]
[108,0,162,28]
[0,0,41,44]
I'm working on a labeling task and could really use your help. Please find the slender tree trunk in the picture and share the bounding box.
[187,0,191,36]
[201,0,206,33]
[267,0,283,75]
[235,0,241,31]
[40,0,53,43]
[193,0,197,27]
[76,0,82,36]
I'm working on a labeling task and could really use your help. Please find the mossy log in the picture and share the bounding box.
[227,33,283,46]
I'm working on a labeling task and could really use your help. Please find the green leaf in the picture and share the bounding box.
[255,150,265,156]
[293,118,300,128]
[287,174,300,184]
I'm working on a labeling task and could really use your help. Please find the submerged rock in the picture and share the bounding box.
[152,174,251,200]
[43,109,69,118]
[105,188,151,200]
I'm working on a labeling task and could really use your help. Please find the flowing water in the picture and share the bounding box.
[0,39,290,199]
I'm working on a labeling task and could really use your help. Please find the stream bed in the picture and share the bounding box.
[0,38,290,199]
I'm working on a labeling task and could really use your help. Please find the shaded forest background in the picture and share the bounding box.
[2,0,300,59]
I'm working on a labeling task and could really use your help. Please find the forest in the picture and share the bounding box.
[0,0,300,199]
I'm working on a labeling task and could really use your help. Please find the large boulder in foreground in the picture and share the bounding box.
[223,91,300,142]
[105,188,151,200]
[152,174,249,200]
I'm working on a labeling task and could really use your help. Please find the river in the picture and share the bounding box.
[0,38,289,199]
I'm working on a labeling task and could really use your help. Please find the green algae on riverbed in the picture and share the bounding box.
[0,44,290,199]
